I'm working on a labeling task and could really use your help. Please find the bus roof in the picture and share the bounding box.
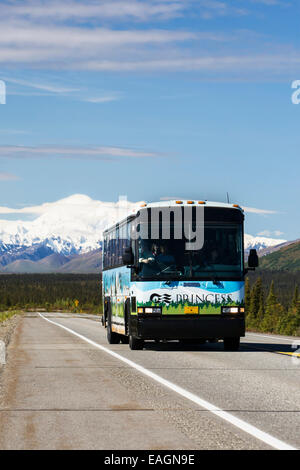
[138,200,243,211]
[103,200,243,235]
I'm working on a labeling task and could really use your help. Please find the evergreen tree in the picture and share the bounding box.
[257,283,265,323]
[246,278,262,330]
[261,281,283,333]
[267,280,276,304]
[292,285,299,310]
[244,277,251,310]
[6,295,12,308]
[280,285,300,336]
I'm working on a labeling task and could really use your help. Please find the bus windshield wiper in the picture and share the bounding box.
[203,264,221,285]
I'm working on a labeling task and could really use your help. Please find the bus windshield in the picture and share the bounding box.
[137,224,243,280]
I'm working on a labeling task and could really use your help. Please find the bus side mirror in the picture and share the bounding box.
[122,247,134,266]
[248,249,259,269]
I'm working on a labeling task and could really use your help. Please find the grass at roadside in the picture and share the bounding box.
[0,310,23,323]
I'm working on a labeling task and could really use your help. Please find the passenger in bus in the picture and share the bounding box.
[189,240,221,273]
[139,242,175,268]
[157,243,175,265]
[139,242,158,264]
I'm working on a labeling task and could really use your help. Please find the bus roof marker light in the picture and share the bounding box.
[233,204,240,208]
[198,201,205,204]
[176,201,183,204]
[187,201,194,204]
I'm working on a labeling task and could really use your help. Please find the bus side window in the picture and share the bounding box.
[115,230,118,266]
[108,232,112,268]
[114,228,118,267]
[119,223,128,265]
[111,230,116,267]
[103,237,107,268]
[118,224,122,265]
[127,221,132,252]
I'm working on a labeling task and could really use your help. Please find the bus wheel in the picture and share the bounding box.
[224,337,240,351]
[107,322,120,344]
[129,335,144,350]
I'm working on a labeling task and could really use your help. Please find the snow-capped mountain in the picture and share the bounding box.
[244,234,287,253]
[0,194,287,272]
[0,194,142,255]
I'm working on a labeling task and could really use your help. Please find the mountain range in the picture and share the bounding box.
[259,239,300,272]
[0,194,290,273]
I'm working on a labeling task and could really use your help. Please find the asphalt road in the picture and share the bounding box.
[0,312,299,450]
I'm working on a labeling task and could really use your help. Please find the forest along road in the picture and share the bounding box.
[0,313,299,450]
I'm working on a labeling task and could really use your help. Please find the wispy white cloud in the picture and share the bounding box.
[0,0,284,26]
[197,0,247,19]
[4,75,121,104]
[257,229,285,237]
[0,1,186,23]
[0,23,200,69]
[0,23,197,51]
[242,206,278,215]
[196,0,288,17]
[0,0,296,78]
[0,145,160,160]
[84,95,120,103]
[250,0,287,5]
[3,76,80,94]
[0,27,297,75]
[81,54,300,72]
[0,172,20,181]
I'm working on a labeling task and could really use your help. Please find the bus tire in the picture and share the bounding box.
[224,337,240,351]
[124,298,131,336]
[107,322,120,344]
[129,335,144,350]
[103,297,111,328]
[106,303,120,344]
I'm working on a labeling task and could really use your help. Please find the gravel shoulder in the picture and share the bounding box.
[0,313,23,406]
[0,313,22,349]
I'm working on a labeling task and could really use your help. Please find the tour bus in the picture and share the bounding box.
[102,200,258,350]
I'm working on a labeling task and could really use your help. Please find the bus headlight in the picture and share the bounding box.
[222,306,243,314]
[138,307,162,314]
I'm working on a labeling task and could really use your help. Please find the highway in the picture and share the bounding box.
[0,312,299,450]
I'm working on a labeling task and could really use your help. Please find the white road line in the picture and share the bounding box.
[39,313,296,451]
[246,332,300,343]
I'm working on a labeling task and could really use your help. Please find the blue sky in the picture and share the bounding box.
[0,0,299,240]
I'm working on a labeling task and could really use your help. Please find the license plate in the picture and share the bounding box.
[184,306,199,314]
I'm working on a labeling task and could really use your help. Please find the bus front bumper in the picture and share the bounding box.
[131,315,245,340]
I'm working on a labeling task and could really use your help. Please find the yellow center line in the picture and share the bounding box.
[241,343,300,358]
[277,351,300,358]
